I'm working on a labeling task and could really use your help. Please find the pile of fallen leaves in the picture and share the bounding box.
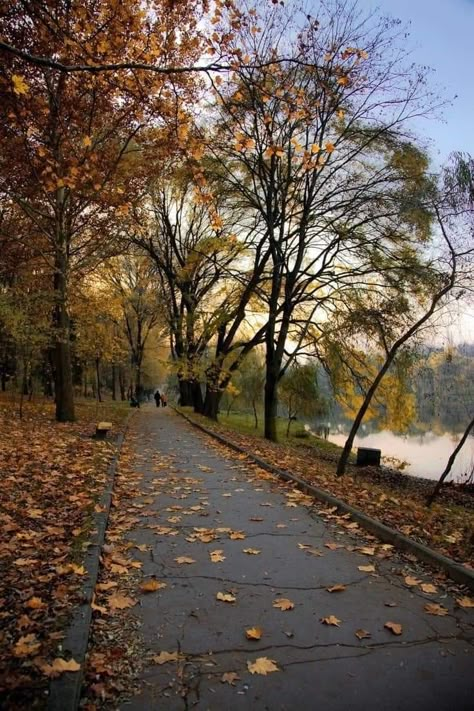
[0,396,128,708]
[181,411,474,568]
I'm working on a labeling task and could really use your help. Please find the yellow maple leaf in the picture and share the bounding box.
[12,74,29,95]
[273,598,294,611]
[321,615,341,626]
[424,603,448,616]
[216,591,236,603]
[82,135,92,148]
[245,626,263,640]
[174,556,196,564]
[247,657,279,675]
[107,594,137,610]
[325,142,335,153]
[384,621,403,635]
[13,634,41,658]
[210,550,226,563]
[456,596,474,608]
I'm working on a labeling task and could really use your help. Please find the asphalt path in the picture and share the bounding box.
[118,407,474,711]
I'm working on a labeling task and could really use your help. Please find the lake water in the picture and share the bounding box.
[326,429,474,481]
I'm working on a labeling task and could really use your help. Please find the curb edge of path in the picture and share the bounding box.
[47,412,133,711]
[175,408,474,592]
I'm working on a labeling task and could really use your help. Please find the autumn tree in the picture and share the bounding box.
[197,1,439,440]
[0,0,207,421]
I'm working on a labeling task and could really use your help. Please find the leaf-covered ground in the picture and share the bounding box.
[0,396,128,708]
[179,409,474,568]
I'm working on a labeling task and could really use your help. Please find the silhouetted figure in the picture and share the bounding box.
[161,393,167,407]
[154,390,161,408]
[130,396,140,408]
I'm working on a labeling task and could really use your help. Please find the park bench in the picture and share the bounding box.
[95,421,113,440]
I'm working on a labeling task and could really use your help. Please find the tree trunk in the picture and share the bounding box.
[1,369,6,392]
[203,386,221,420]
[111,364,117,401]
[178,376,192,407]
[192,380,204,414]
[95,357,102,403]
[118,366,126,400]
[53,251,75,422]
[428,415,474,506]
[252,400,258,429]
[264,369,278,441]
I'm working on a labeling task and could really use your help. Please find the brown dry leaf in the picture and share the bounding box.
[229,531,246,540]
[221,671,240,685]
[273,598,295,611]
[107,594,137,610]
[41,657,81,677]
[420,583,438,594]
[216,592,236,603]
[325,542,344,551]
[25,596,45,609]
[245,626,263,640]
[456,596,474,609]
[13,633,41,657]
[355,628,371,640]
[152,651,179,665]
[210,550,226,563]
[140,579,167,593]
[357,547,375,556]
[96,581,117,591]
[243,548,261,555]
[424,603,448,616]
[174,556,196,565]
[384,621,403,635]
[321,615,341,626]
[404,576,422,587]
[358,565,375,573]
[247,657,279,675]
[326,584,346,593]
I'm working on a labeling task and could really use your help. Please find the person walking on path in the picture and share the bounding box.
[160,393,167,407]
[153,390,161,408]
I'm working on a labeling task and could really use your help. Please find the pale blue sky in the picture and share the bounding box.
[359,0,474,165]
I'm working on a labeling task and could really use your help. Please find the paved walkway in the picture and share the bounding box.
[117,408,473,710]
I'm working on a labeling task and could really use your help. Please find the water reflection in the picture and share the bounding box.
[326,428,474,481]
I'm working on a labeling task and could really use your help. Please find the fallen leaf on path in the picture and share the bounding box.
[221,671,240,685]
[420,583,437,594]
[216,592,236,603]
[247,657,279,675]
[326,584,346,593]
[384,621,402,635]
[175,556,196,565]
[40,658,81,676]
[243,548,261,555]
[245,626,263,640]
[140,580,167,592]
[321,615,341,626]
[229,531,246,540]
[273,598,294,611]
[358,565,375,573]
[404,576,422,587]
[325,542,344,550]
[96,581,117,591]
[152,651,180,665]
[456,596,474,608]
[424,603,448,616]
[355,629,371,640]
[210,550,226,563]
[357,547,375,556]
[249,516,264,521]
[107,594,137,610]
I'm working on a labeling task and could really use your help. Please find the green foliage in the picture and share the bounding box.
[279,363,327,436]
